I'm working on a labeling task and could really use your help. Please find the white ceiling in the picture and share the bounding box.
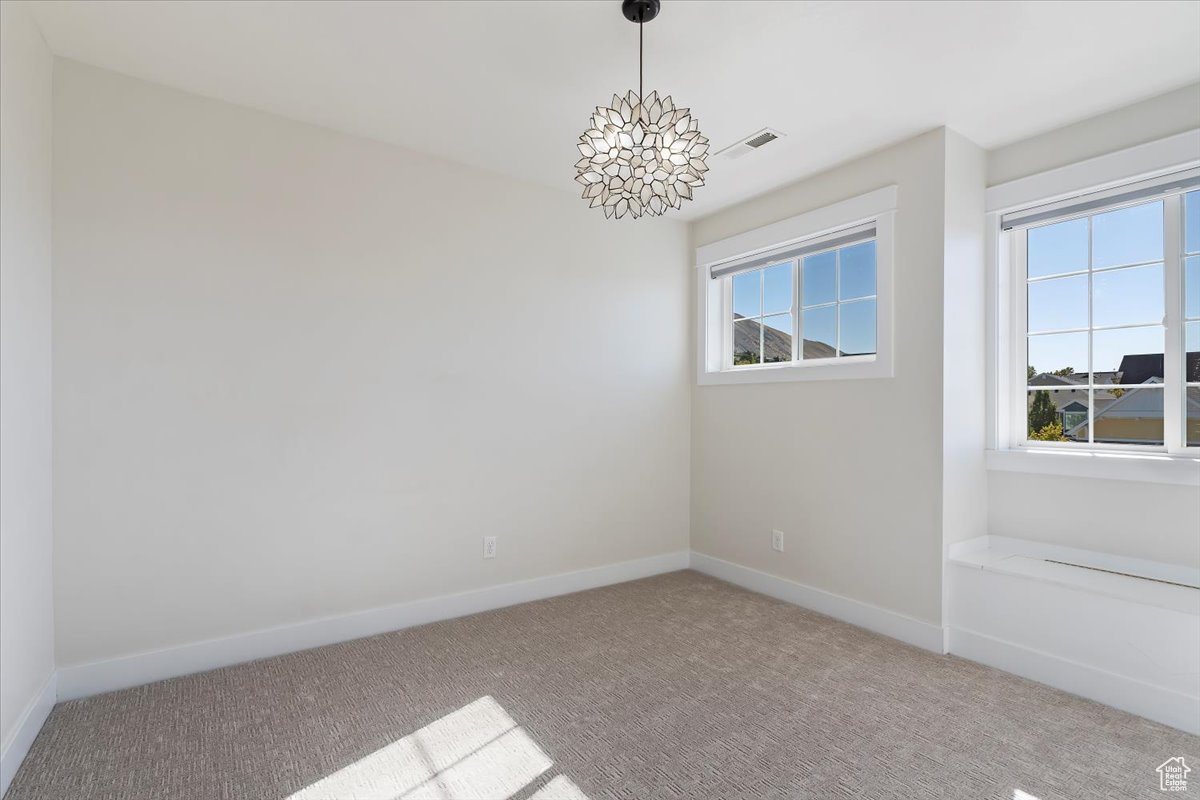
[28,0,1200,220]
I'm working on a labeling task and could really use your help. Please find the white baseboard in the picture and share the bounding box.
[57,550,690,702]
[689,551,945,653]
[0,671,57,797]
[947,627,1200,735]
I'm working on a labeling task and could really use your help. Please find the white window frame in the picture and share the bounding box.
[985,130,1200,486]
[696,185,896,385]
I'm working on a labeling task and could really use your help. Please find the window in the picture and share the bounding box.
[696,187,895,385]
[728,236,877,367]
[1004,173,1200,454]
[731,263,794,365]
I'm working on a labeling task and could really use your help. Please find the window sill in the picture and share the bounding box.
[697,355,892,386]
[986,448,1200,487]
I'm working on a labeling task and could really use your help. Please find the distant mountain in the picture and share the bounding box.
[733,314,836,361]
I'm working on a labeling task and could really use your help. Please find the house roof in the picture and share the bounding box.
[1066,377,1200,436]
[1117,352,1200,384]
[1029,373,1083,387]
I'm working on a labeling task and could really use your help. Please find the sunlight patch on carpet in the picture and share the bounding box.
[287,695,582,800]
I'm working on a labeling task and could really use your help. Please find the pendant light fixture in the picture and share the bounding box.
[574,0,709,219]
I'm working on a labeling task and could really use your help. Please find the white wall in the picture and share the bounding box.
[985,88,1200,567]
[0,0,56,762]
[941,130,989,555]
[51,61,691,668]
[988,471,1200,566]
[987,83,1200,186]
[690,130,950,625]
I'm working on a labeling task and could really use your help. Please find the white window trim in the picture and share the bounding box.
[695,185,897,385]
[985,129,1200,486]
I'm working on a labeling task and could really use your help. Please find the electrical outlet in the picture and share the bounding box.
[483,536,497,559]
[772,529,784,552]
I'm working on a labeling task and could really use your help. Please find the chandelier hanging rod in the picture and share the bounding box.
[622,0,659,101]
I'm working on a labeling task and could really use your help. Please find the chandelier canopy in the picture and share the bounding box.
[574,0,709,219]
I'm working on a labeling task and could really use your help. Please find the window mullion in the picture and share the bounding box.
[834,250,841,356]
[1164,194,1184,452]
[722,276,733,369]
[1087,216,1094,445]
[1012,229,1028,447]
[791,260,800,363]
[758,272,764,364]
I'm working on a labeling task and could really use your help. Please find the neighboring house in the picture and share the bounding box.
[1059,401,1088,431]
[1064,377,1198,444]
[1028,370,1120,386]
[1117,353,1162,385]
[1027,374,1103,439]
[1027,356,1198,441]
[1052,353,1200,443]
[1029,373,1083,387]
[1118,351,1200,384]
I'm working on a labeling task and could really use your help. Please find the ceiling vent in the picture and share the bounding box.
[714,128,785,161]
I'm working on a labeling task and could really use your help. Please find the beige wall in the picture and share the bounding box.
[0,1,55,752]
[52,61,691,667]
[690,130,949,625]
[986,85,1200,567]
[34,45,1200,678]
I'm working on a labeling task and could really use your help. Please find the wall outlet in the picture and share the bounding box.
[772,529,785,552]
[483,536,497,559]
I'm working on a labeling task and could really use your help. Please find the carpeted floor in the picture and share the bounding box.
[7,570,1197,800]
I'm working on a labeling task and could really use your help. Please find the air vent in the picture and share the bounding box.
[715,128,785,161]
[744,131,779,148]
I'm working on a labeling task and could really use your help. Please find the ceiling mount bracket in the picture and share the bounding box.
[621,0,660,24]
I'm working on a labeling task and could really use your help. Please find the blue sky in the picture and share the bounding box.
[1027,195,1200,378]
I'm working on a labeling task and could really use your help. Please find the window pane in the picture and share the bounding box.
[839,299,876,356]
[802,251,836,307]
[1092,325,1163,383]
[732,319,761,365]
[1026,388,1087,441]
[1028,332,1087,380]
[801,305,836,359]
[1089,386,1163,446]
[762,313,792,362]
[1186,256,1199,320]
[763,263,792,314]
[1188,387,1200,447]
[1028,217,1087,278]
[1185,190,1200,255]
[1092,263,1163,328]
[1091,200,1162,269]
[839,241,876,301]
[732,271,760,318]
[1028,274,1087,333]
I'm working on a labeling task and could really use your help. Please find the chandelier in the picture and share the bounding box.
[574,0,709,219]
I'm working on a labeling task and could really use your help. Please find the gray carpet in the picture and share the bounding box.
[6,570,1197,799]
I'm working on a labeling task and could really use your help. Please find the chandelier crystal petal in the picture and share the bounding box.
[574,1,708,219]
